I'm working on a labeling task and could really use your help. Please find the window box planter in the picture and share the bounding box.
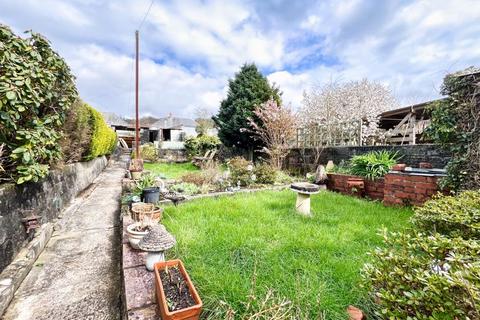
[154,259,203,320]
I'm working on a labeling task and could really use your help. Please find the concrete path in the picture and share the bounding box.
[2,158,126,320]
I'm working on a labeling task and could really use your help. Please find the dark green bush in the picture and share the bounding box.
[228,156,253,186]
[350,150,398,180]
[0,25,78,183]
[253,162,276,184]
[60,99,92,163]
[412,190,480,239]
[84,105,117,160]
[184,135,221,158]
[363,231,480,319]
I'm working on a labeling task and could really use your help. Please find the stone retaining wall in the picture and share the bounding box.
[0,156,107,272]
[286,144,451,173]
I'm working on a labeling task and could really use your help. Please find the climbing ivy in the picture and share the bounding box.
[425,67,480,191]
[0,25,78,183]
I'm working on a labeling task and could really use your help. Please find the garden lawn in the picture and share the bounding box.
[144,162,199,179]
[163,190,413,319]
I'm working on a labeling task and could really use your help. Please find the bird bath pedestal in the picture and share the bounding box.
[290,182,320,216]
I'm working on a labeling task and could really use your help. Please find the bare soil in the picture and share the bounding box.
[159,266,196,312]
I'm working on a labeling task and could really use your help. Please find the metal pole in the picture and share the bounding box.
[135,30,140,159]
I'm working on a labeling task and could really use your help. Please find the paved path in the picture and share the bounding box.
[2,158,126,320]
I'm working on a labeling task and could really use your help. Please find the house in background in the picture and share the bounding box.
[103,112,202,150]
[150,114,197,149]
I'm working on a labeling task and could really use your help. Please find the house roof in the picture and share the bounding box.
[150,116,196,130]
[102,112,129,127]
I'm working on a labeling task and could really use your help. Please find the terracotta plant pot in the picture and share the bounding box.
[419,162,433,169]
[154,259,203,320]
[346,177,365,197]
[392,163,406,171]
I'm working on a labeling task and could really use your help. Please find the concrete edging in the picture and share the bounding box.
[0,223,53,315]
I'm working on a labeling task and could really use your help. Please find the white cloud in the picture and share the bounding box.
[0,0,479,117]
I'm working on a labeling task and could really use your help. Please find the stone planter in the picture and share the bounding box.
[346,177,365,197]
[154,259,203,320]
[126,223,149,250]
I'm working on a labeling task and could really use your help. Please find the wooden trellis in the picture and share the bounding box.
[294,120,363,148]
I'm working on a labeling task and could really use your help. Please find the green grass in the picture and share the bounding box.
[144,162,199,179]
[163,190,413,319]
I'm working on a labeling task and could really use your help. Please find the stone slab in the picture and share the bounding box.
[126,304,159,320]
[123,244,147,269]
[124,266,155,311]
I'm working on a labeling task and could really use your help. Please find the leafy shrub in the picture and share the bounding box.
[350,150,398,180]
[60,99,92,163]
[84,105,117,160]
[133,173,159,196]
[330,160,353,175]
[275,170,294,184]
[170,182,200,195]
[140,143,157,162]
[253,163,276,184]
[228,156,253,186]
[363,231,480,319]
[424,67,480,190]
[0,26,78,183]
[184,135,221,158]
[180,172,208,186]
[412,190,480,239]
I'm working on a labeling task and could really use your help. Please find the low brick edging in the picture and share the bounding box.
[327,173,385,200]
[0,223,53,316]
[327,172,444,206]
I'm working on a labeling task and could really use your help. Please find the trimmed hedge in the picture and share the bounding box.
[412,190,480,239]
[60,99,92,163]
[84,105,117,160]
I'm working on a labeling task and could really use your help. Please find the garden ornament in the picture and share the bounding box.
[138,224,176,271]
[290,182,321,216]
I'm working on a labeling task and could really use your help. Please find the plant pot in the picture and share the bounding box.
[154,259,203,320]
[126,223,149,250]
[346,177,364,197]
[131,202,163,222]
[130,170,142,180]
[142,187,160,203]
[392,163,406,171]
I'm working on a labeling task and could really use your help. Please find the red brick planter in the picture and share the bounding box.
[327,173,384,200]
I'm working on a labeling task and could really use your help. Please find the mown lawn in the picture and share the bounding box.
[163,190,413,319]
[144,162,199,179]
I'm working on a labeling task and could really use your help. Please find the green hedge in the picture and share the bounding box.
[84,105,117,160]
[0,25,78,184]
[184,135,221,158]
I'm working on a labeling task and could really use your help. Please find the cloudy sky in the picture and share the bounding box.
[1,0,479,118]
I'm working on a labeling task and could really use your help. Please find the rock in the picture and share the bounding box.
[314,165,327,184]
[326,160,335,172]
[347,305,365,320]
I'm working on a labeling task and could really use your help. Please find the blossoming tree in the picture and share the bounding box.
[300,79,398,145]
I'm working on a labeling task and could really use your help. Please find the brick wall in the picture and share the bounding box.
[383,173,442,206]
[286,144,451,173]
[327,172,443,206]
[327,173,385,200]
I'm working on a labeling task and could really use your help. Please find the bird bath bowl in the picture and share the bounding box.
[290,182,320,216]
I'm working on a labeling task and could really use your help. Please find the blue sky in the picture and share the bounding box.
[1,0,479,118]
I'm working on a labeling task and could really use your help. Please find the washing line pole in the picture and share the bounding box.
[135,30,140,159]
